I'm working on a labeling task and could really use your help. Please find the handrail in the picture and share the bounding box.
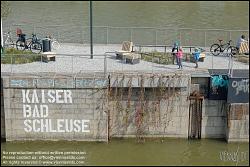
[132,44,206,53]
[10,24,249,32]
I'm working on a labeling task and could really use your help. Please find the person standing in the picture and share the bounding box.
[177,47,183,69]
[171,41,179,64]
[193,48,200,68]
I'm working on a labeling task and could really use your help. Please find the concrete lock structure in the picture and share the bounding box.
[1,70,249,142]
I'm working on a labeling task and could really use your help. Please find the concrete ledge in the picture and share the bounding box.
[42,52,56,61]
[227,138,249,143]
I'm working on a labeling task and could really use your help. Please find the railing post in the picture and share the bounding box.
[33,24,36,34]
[155,28,157,46]
[40,54,42,73]
[83,25,84,44]
[204,31,206,47]
[212,51,214,71]
[106,26,109,45]
[130,28,133,42]
[179,30,181,45]
[11,54,13,74]
[104,54,107,76]
[57,29,60,44]
[72,56,73,74]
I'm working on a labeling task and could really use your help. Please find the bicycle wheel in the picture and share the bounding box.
[52,41,60,50]
[30,42,42,54]
[210,44,221,56]
[4,38,15,48]
[16,40,26,50]
[227,46,237,56]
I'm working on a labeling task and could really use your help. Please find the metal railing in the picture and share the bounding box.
[1,48,248,77]
[3,24,249,47]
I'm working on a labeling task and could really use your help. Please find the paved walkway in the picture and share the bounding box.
[1,43,249,75]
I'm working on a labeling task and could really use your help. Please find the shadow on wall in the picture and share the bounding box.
[202,100,227,139]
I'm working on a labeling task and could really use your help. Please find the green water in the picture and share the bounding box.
[2,1,249,45]
[4,1,249,29]
[1,138,249,166]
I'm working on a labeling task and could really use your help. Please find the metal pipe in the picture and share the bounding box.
[155,28,157,46]
[89,0,93,59]
[204,31,206,47]
[130,28,133,42]
[106,26,109,45]
[1,18,3,47]
[104,54,107,76]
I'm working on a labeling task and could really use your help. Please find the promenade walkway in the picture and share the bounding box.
[1,43,248,75]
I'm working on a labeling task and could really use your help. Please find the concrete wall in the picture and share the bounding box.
[108,73,191,138]
[3,88,108,141]
[190,81,227,139]
[1,73,248,142]
[109,87,190,138]
[226,103,249,142]
[202,100,227,138]
[2,74,108,141]
[191,77,209,98]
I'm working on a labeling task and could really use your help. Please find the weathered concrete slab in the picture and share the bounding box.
[226,103,249,142]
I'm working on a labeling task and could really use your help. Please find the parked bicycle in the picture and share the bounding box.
[28,34,43,53]
[16,33,42,53]
[3,31,15,48]
[210,39,237,56]
[48,35,60,50]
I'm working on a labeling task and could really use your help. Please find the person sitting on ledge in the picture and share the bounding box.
[236,35,247,51]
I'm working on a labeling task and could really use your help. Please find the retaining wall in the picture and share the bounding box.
[1,74,108,141]
[0,73,248,142]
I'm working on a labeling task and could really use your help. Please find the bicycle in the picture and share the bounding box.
[28,34,43,53]
[210,39,237,56]
[3,31,15,48]
[16,33,42,53]
[48,35,60,50]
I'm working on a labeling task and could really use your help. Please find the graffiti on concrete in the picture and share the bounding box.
[10,79,29,87]
[76,78,107,88]
[231,79,249,95]
[94,79,108,87]
[22,89,90,133]
[209,75,228,100]
[211,75,229,88]
[10,78,107,88]
[37,79,54,87]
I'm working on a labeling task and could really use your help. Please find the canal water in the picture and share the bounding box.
[4,1,249,29]
[1,138,249,166]
[2,1,249,45]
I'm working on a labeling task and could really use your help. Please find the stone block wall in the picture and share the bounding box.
[109,87,190,138]
[226,103,249,142]
[1,73,247,142]
[3,87,107,141]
